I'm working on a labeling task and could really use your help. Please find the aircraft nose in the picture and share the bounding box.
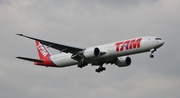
[154,37,164,48]
[161,40,165,45]
[157,39,165,47]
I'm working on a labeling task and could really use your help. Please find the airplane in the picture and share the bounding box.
[16,34,164,73]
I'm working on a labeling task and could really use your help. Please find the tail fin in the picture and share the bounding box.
[17,40,55,67]
[34,41,55,67]
[35,41,51,60]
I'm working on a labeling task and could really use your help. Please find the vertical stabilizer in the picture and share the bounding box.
[34,41,55,67]
[35,41,51,60]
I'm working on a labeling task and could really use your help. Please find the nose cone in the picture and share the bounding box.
[155,38,165,48]
[154,37,164,49]
[161,40,165,45]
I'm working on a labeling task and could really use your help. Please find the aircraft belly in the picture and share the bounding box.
[86,53,111,63]
[50,54,78,67]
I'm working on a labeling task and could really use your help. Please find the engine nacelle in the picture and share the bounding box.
[83,47,100,58]
[115,57,131,67]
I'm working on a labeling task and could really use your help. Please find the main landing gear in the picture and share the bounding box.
[150,49,156,58]
[95,66,106,73]
[78,61,87,68]
[77,57,88,68]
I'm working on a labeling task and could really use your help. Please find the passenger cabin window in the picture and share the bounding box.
[155,38,162,40]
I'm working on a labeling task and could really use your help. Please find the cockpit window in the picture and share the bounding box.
[155,38,162,40]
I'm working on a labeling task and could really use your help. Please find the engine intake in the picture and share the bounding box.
[83,47,100,58]
[115,57,131,67]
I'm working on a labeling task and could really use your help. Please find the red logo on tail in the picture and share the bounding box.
[35,41,51,60]
[35,41,54,67]
[37,42,48,57]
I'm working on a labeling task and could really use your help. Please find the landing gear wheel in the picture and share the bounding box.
[95,69,101,73]
[150,54,154,58]
[77,62,87,68]
[102,67,106,71]
[95,67,106,73]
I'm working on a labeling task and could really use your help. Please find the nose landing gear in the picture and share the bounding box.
[150,54,154,58]
[150,49,156,58]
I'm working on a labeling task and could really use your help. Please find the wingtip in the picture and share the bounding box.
[16,57,23,59]
[16,34,24,36]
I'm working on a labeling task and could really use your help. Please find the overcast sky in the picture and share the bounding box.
[0,0,180,98]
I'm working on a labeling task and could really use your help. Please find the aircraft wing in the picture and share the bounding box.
[16,34,85,54]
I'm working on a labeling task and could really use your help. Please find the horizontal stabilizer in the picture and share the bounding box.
[16,57,44,62]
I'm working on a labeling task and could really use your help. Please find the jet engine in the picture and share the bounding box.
[115,57,131,67]
[83,47,100,58]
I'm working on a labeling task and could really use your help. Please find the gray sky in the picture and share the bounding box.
[0,0,180,98]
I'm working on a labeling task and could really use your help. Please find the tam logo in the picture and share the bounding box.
[37,42,48,57]
[115,38,142,52]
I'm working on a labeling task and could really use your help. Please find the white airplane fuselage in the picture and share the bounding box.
[50,36,164,67]
[16,34,164,73]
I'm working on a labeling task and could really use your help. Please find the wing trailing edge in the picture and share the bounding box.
[16,34,85,54]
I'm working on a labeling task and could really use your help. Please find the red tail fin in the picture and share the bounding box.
[35,41,55,67]
[35,41,51,60]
